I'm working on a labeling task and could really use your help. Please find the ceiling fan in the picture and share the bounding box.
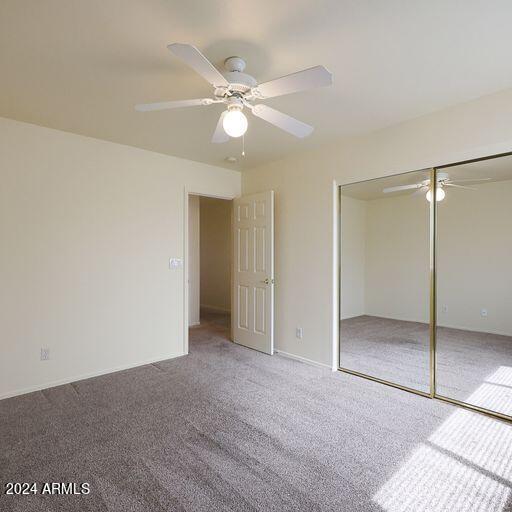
[135,43,333,142]
[383,172,491,202]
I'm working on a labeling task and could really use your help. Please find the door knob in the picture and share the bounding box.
[262,278,274,285]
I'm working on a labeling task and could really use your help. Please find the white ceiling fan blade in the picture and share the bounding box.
[412,187,428,196]
[255,65,332,99]
[251,104,313,138]
[135,98,211,112]
[446,178,491,183]
[211,111,229,144]
[444,183,476,190]
[383,184,422,193]
[167,43,229,88]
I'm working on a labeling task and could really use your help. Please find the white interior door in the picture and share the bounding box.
[232,191,274,354]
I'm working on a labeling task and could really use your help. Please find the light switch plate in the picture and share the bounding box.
[169,258,182,269]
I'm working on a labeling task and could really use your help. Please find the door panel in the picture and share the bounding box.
[233,191,274,354]
[238,203,250,221]
[238,228,249,272]
[238,285,249,330]
[255,227,266,272]
[254,287,266,335]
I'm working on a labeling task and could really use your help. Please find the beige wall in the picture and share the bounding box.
[437,180,512,335]
[0,117,240,399]
[340,196,366,319]
[342,180,512,335]
[188,195,200,326]
[364,193,430,323]
[243,87,512,368]
[341,192,429,324]
[199,197,232,313]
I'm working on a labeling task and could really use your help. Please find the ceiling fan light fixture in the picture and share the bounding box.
[137,44,333,142]
[426,187,446,202]
[223,107,248,138]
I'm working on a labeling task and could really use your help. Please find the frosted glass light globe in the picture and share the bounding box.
[223,109,248,138]
[426,187,445,202]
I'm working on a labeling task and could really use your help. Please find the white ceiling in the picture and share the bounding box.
[1,0,512,171]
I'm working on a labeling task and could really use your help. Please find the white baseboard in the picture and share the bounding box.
[437,322,511,337]
[341,312,366,320]
[200,304,231,314]
[348,314,511,338]
[189,321,201,327]
[0,351,185,401]
[275,350,332,370]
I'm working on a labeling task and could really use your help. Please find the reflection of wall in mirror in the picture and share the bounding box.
[341,180,512,336]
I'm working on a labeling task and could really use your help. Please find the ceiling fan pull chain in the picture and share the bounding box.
[242,135,245,157]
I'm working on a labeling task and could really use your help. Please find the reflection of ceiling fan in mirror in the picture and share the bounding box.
[135,43,333,142]
[383,172,491,202]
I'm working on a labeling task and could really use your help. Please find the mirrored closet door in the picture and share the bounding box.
[339,170,432,394]
[436,155,512,418]
[339,153,512,421]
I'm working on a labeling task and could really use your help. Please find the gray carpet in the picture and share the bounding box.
[341,315,512,416]
[1,312,512,512]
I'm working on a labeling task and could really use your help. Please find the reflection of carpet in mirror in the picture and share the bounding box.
[340,315,512,415]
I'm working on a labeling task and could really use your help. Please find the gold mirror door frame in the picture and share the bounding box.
[429,168,437,400]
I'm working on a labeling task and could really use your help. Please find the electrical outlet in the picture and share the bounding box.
[296,327,303,339]
[40,348,50,361]
[481,309,488,317]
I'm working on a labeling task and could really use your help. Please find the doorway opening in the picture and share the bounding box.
[188,194,232,345]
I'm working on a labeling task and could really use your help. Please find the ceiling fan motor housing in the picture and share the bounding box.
[223,56,257,93]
